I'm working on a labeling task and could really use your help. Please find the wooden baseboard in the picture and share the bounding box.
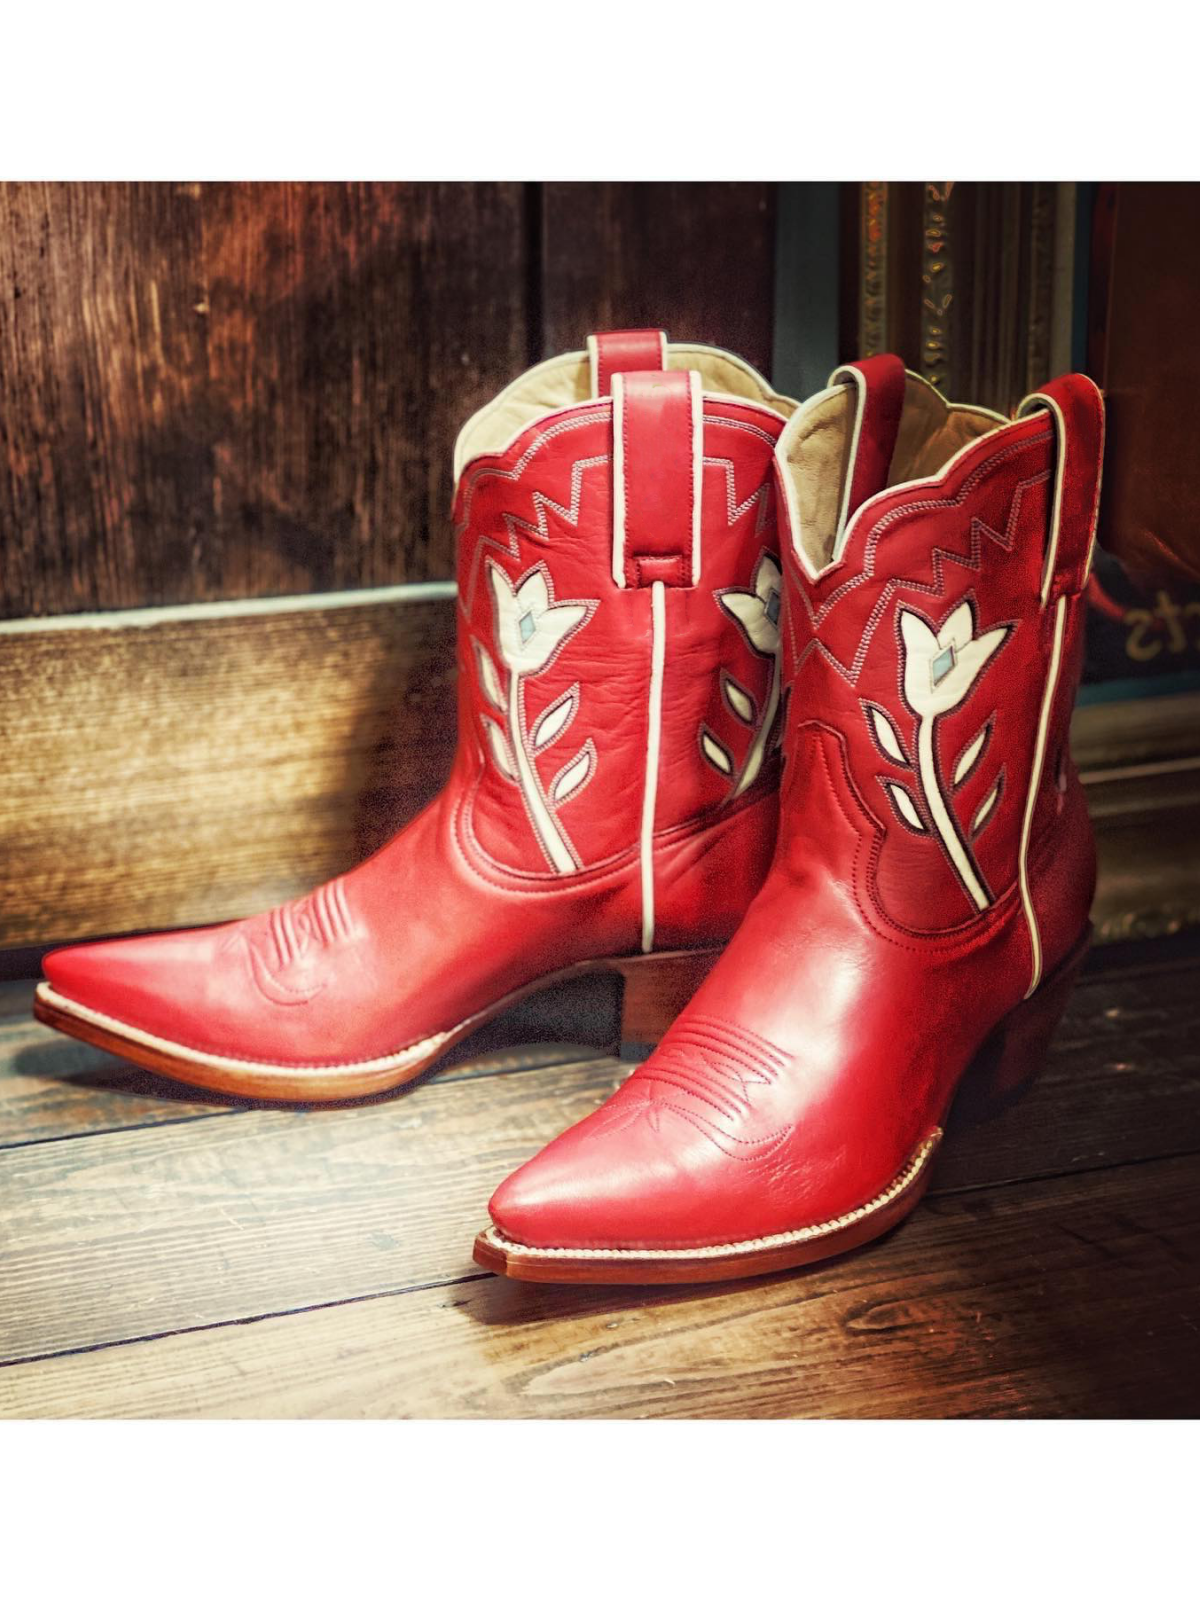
[2,593,1197,953]
[0,586,456,949]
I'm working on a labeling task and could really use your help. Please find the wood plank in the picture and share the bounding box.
[197,182,529,594]
[0,1056,627,1362]
[0,973,620,1149]
[540,184,776,378]
[0,182,529,618]
[1,948,1198,1364]
[3,1152,1196,1418]
[0,182,212,620]
[0,592,456,947]
[1088,766,1200,942]
[1073,689,1200,772]
[1092,182,1200,587]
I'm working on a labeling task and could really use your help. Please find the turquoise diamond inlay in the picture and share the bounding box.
[519,611,536,644]
[930,645,956,687]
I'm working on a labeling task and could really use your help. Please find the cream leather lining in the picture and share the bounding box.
[778,371,1008,576]
[454,343,796,482]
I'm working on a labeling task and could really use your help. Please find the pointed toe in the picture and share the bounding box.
[487,1084,723,1253]
[42,926,213,1026]
[44,935,161,1018]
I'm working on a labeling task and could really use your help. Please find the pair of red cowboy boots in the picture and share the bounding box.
[35,328,1104,1286]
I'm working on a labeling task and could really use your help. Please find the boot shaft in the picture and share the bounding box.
[450,330,795,885]
[773,356,1104,971]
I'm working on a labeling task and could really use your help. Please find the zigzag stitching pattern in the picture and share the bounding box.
[787,453,1051,687]
[705,413,780,447]
[702,456,771,537]
[459,453,611,618]
[454,410,605,532]
[501,454,613,547]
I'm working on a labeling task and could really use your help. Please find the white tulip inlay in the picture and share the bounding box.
[473,640,505,711]
[723,676,755,724]
[953,721,990,788]
[551,744,594,804]
[482,716,516,780]
[897,601,1011,911]
[481,560,593,873]
[716,550,783,796]
[701,730,734,776]
[869,704,908,766]
[531,687,578,751]
[972,776,1003,836]
[885,780,924,832]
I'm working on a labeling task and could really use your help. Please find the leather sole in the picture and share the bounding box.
[474,1130,943,1285]
[473,926,1092,1285]
[32,946,722,1103]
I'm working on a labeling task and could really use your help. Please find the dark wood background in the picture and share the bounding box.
[2,182,1197,957]
[0,182,776,619]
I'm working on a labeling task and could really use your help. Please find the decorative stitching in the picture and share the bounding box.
[486,1132,942,1259]
[786,450,1050,685]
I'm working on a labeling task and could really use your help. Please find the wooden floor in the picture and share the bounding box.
[1,938,1198,1419]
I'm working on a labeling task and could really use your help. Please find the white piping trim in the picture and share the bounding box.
[1019,390,1068,605]
[1016,382,1106,605]
[36,982,451,1081]
[456,390,786,510]
[456,342,796,483]
[777,372,1022,584]
[1019,594,1067,998]
[777,384,842,582]
[829,364,869,558]
[611,373,629,589]
[640,581,666,954]
[688,368,703,583]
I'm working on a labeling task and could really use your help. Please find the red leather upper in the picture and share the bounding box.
[42,332,788,1067]
[614,368,699,587]
[589,328,667,396]
[489,361,1104,1250]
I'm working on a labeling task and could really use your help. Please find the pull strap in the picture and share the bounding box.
[1016,373,1106,604]
[829,354,907,543]
[588,328,667,397]
[612,369,702,589]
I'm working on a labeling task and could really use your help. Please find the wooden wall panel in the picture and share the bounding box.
[842,181,1068,416]
[0,182,529,618]
[0,183,213,617]
[539,183,776,377]
[1091,182,1200,587]
[0,594,456,948]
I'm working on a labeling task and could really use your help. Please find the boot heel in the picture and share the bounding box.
[606,947,723,1046]
[954,926,1091,1123]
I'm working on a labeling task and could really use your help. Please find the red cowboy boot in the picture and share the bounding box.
[476,354,1104,1283]
[35,330,795,1100]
